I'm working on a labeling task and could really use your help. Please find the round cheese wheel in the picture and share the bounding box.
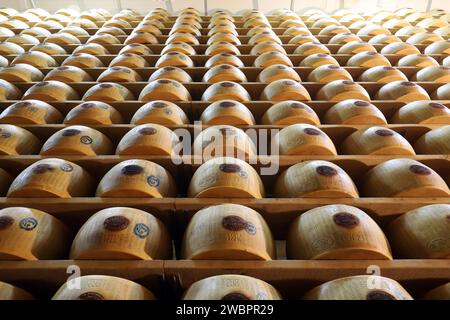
[0,56,8,68]
[124,32,158,45]
[205,53,244,68]
[181,204,275,260]
[318,24,350,36]
[380,42,420,55]
[160,42,196,56]
[397,53,439,67]
[433,83,450,99]
[52,275,155,300]
[337,41,377,54]
[45,66,93,83]
[202,81,251,102]
[424,40,450,55]
[86,33,121,45]
[257,65,301,83]
[0,100,62,124]
[62,53,103,68]
[0,64,44,82]
[11,51,57,68]
[97,66,142,82]
[96,26,127,37]
[288,34,318,45]
[73,43,109,55]
[294,42,331,55]
[44,32,81,45]
[165,32,199,45]
[328,32,361,44]
[347,51,391,67]
[358,66,408,83]
[282,26,311,37]
[205,43,241,56]
[317,80,370,101]
[131,100,189,125]
[83,83,135,102]
[139,79,191,102]
[250,42,286,56]
[149,66,191,83]
[64,101,123,125]
[414,126,450,154]
[356,24,391,36]
[300,53,339,67]
[391,101,450,124]
[413,65,450,82]
[109,53,149,68]
[155,52,194,68]
[261,79,311,101]
[275,124,337,155]
[183,275,281,300]
[70,207,171,260]
[261,101,320,125]
[7,158,95,198]
[96,159,176,198]
[0,26,14,37]
[200,100,255,125]
[60,26,89,37]
[207,33,241,45]
[303,276,412,300]
[254,51,293,68]
[20,26,51,37]
[0,124,41,155]
[208,25,238,36]
[103,19,132,29]
[0,207,69,260]
[0,42,25,55]
[0,20,29,29]
[368,34,402,45]
[0,281,34,300]
[375,81,430,102]
[29,43,67,55]
[170,24,201,36]
[341,126,415,155]
[287,204,392,260]
[307,65,353,83]
[324,99,387,124]
[202,64,247,83]
[406,32,444,45]
[188,157,264,198]
[119,43,153,55]
[274,161,358,198]
[387,204,450,259]
[6,34,40,46]
[248,32,281,45]
[362,158,450,197]
[23,81,79,102]
[423,283,450,300]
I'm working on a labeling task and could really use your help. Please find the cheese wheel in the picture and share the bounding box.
[103,19,132,29]
[72,43,109,55]
[0,56,8,68]
[205,43,240,56]
[414,126,450,154]
[406,32,444,45]
[207,33,241,45]
[155,52,194,68]
[188,157,264,198]
[261,79,311,101]
[86,34,120,45]
[0,124,41,155]
[0,26,14,37]
[356,24,391,36]
[170,24,201,36]
[250,42,286,56]
[313,18,339,28]
[287,205,392,260]
[200,100,255,125]
[139,79,191,102]
[64,101,123,125]
[205,53,244,68]
[70,207,171,260]
[40,125,113,156]
[347,51,391,67]
[11,51,57,68]
[280,19,304,28]
[23,81,79,102]
[368,34,401,45]
[395,26,426,37]
[380,42,420,55]
[288,34,318,45]
[96,159,176,198]
[341,127,415,155]
[124,32,158,45]
[0,64,44,82]
[0,42,25,55]
[208,25,238,36]
[248,32,281,45]
[358,66,408,83]
[375,81,430,102]
[275,124,337,155]
[435,26,450,38]
[97,66,142,82]
[181,204,275,260]
[413,65,450,82]
[183,275,281,300]
[433,83,450,99]
[6,34,40,45]
[254,51,293,68]
[60,26,89,37]
[423,283,450,300]
[294,42,331,55]
[21,26,51,37]
[300,53,339,67]
[328,32,361,44]
[307,65,353,83]
[316,80,370,101]
[318,24,350,36]
[202,81,250,102]
[202,64,247,83]
[119,43,153,56]
[45,66,93,83]
[257,65,301,83]
[397,54,439,67]
[44,32,81,45]
[387,204,450,259]
[0,282,34,300]
[282,26,311,37]
[337,41,377,54]
[0,167,12,196]
[62,53,103,68]
[0,20,29,29]
[165,32,199,45]
[29,43,66,55]
[83,83,135,102]
[0,100,62,124]
[444,56,450,68]
[148,66,191,83]
[324,100,387,125]
[7,158,95,198]
[52,275,155,300]
[261,101,320,125]
[382,18,411,29]
[131,100,189,125]
[274,161,359,198]
[362,158,450,197]
[116,124,179,156]
[109,53,148,68]
[244,18,270,28]
[0,207,69,260]
[96,26,127,36]
[303,276,413,300]
[424,40,450,55]
[160,42,195,56]
[391,101,450,124]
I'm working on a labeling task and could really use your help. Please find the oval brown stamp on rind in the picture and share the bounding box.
[0,216,14,230]
[333,212,360,228]
[222,215,247,231]
[103,215,130,231]
[79,292,105,300]
[409,164,431,175]
[366,290,396,300]
[219,163,241,173]
[121,164,144,175]
[316,165,338,176]
[222,292,251,300]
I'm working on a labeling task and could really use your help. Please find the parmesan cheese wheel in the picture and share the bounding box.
[257,65,301,83]
[119,43,153,56]
[391,101,450,124]
[397,54,439,68]
[170,24,201,36]
[261,101,320,125]
[139,79,191,102]
[207,33,241,45]
[23,81,79,102]
[274,124,337,155]
[96,26,127,37]
[423,283,450,300]
[303,276,413,300]
[155,52,194,68]
[109,53,148,69]
[188,157,264,198]
[73,43,109,55]
[324,100,387,125]
[0,207,69,260]
[0,124,41,155]
[260,79,311,101]
[40,125,113,156]
[149,66,192,83]
[0,64,44,82]
[300,54,339,67]
[131,100,189,125]
[274,161,358,198]
[318,24,350,36]
[208,25,238,36]
[380,42,420,55]
[254,51,293,68]
[160,42,195,56]
[124,32,158,45]
[0,281,34,300]
[433,83,450,99]
[250,42,286,56]
[165,32,199,45]
[362,158,450,197]
[387,204,450,259]
[86,33,121,45]
[0,42,25,55]
[6,34,40,46]
[248,32,281,45]
[375,81,430,102]
[44,66,93,83]
[60,26,90,37]
[316,80,370,101]
[294,42,331,55]
[83,83,135,102]
[368,34,401,45]
[0,100,62,124]
[64,101,123,125]
[96,159,176,198]
[282,26,311,37]
[7,158,95,198]
[0,56,8,68]
[413,66,450,82]
[288,34,318,45]
[11,51,57,68]
[205,43,241,56]
[205,53,244,68]
[414,126,450,154]
[337,41,377,54]
[200,100,255,125]
[346,51,391,67]
[358,66,408,83]
[424,40,450,55]
[202,81,251,102]
[356,24,391,37]
[341,127,415,155]
[62,53,103,68]
[29,42,67,55]
[44,32,81,45]
[116,124,179,156]
[203,64,247,83]
[328,32,361,44]
[70,207,171,260]
[287,205,392,260]
[52,275,155,300]
[97,66,142,82]
[406,32,443,45]
[307,65,353,83]
[181,204,275,260]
